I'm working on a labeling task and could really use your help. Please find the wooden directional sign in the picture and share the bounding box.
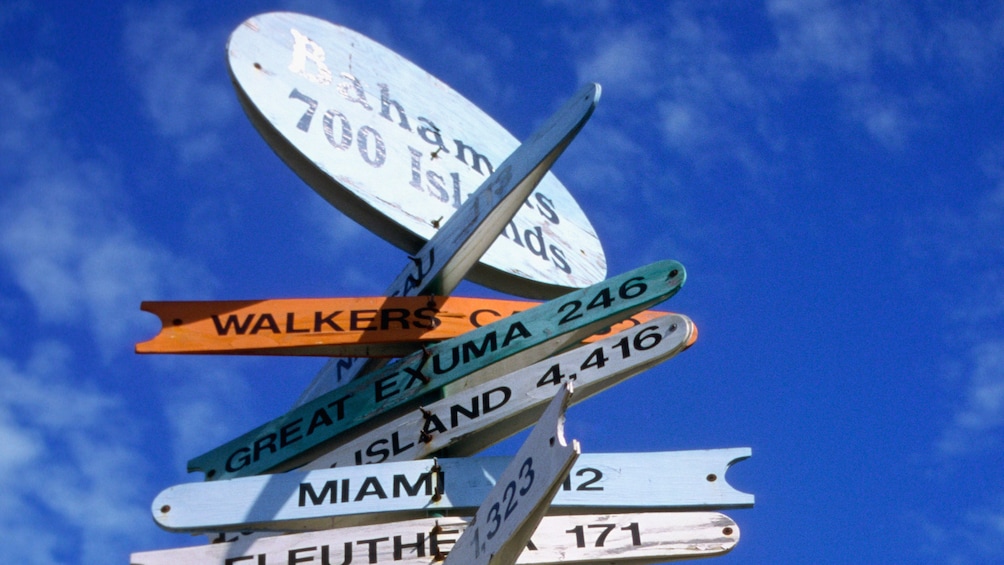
[228,13,605,298]
[303,315,695,469]
[136,296,667,357]
[132,512,738,565]
[445,383,578,565]
[155,448,752,533]
[188,260,686,480]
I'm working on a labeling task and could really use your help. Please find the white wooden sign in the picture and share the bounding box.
[131,511,739,565]
[153,448,752,533]
[444,382,578,565]
[294,82,599,405]
[303,315,694,469]
[228,12,606,298]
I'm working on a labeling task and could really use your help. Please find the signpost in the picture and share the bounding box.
[302,315,695,469]
[129,11,755,565]
[136,296,667,357]
[188,260,686,481]
[131,512,740,565]
[227,12,606,298]
[444,382,577,565]
[154,448,752,533]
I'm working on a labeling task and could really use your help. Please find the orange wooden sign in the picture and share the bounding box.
[137,296,667,357]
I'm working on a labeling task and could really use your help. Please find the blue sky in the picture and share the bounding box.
[2,1,1003,563]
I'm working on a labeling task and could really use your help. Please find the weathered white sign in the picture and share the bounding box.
[154,448,752,533]
[444,383,578,565]
[303,315,694,469]
[131,511,739,565]
[228,12,605,298]
[292,82,599,405]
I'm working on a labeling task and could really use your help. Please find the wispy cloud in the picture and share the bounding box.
[122,3,239,165]
[0,13,248,562]
[0,342,154,564]
[937,340,1004,456]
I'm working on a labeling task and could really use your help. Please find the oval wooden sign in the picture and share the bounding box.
[227,13,606,298]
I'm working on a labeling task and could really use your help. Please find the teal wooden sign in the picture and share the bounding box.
[189,260,686,480]
[156,448,752,533]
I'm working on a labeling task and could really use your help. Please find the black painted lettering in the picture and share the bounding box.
[482,386,511,413]
[417,117,448,154]
[285,312,309,334]
[357,126,386,167]
[500,220,524,247]
[450,171,463,209]
[469,308,502,328]
[462,331,498,363]
[314,311,344,332]
[401,366,429,390]
[212,314,254,335]
[392,472,434,497]
[550,245,571,274]
[338,73,372,110]
[391,431,415,456]
[287,546,315,565]
[354,477,387,501]
[413,306,440,329]
[280,418,303,447]
[534,193,559,224]
[394,533,427,560]
[408,146,424,191]
[225,447,251,473]
[430,527,461,556]
[307,407,334,435]
[454,139,493,175]
[378,83,410,130]
[322,542,353,565]
[375,374,400,402]
[431,347,460,374]
[364,439,390,464]
[299,480,337,506]
[333,357,357,383]
[250,314,280,334]
[380,308,410,330]
[253,433,277,462]
[502,321,532,347]
[323,109,352,150]
[350,309,379,331]
[450,396,479,428]
[421,413,448,437]
[327,395,350,421]
[357,538,388,564]
[426,170,450,202]
[289,88,319,132]
[524,226,548,260]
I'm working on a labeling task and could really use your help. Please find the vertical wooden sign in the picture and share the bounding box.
[444,383,579,565]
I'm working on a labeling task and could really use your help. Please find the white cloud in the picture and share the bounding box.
[574,24,660,98]
[123,3,239,165]
[0,342,155,564]
[0,163,212,361]
[938,340,1004,456]
[919,496,1004,564]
